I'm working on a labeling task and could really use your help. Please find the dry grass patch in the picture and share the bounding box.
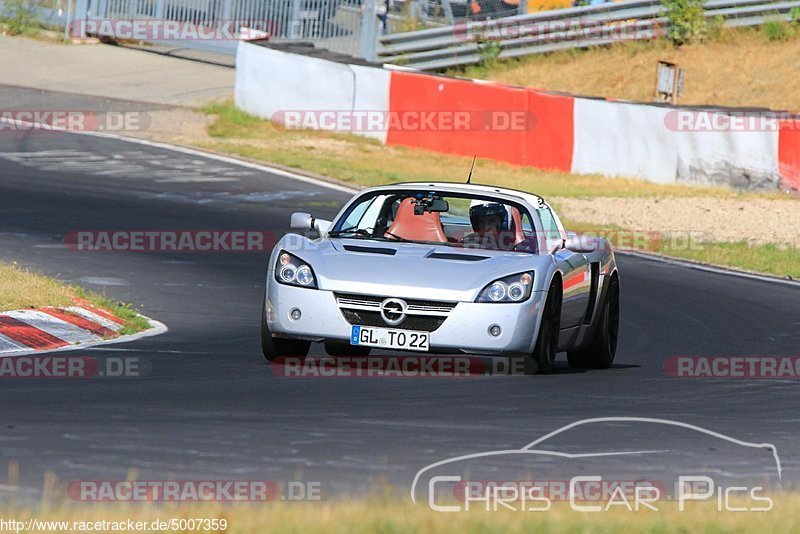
[459,27,800,111]
[0,262,150,335]
[0,262,75,311]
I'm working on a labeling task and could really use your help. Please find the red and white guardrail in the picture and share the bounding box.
[234,41,799,191]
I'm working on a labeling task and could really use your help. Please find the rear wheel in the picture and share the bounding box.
[567,273,619,369]
[526,278,562,375]
[261,298,310,361]
[325,341,371,357]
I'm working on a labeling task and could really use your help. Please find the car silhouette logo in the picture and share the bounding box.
[380,298,407,326]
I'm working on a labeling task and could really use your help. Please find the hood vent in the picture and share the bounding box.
[343,244,397,256]
[427,252,489,262]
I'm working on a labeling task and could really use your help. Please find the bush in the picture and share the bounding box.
[761,19,794,41]
[475,35,502,68]
[661,0,709,45]
[707,14,725,41]
[1,0,39,36]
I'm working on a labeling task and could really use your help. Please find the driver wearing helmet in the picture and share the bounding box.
[464,202,514,250]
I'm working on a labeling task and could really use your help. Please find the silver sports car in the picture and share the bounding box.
[261,182,619,373]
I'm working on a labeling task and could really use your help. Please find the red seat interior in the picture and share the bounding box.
[385,198,447,243]
[510,207,525,245]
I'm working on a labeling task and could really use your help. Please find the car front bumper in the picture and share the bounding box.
[265,278,548,356]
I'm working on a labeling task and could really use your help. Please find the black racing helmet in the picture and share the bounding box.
[469,202,509,231]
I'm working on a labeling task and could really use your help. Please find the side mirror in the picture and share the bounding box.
[290,212,314,231]
[290,212,332,236]
[565,231,597,253]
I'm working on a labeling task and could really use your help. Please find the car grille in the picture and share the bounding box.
[335,293,456,332]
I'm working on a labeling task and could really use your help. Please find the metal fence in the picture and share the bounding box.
[8,0,795,63]
[8,0,523,59]
[379,0,800,69]
[86,0,367,55]
[6,0,531,58]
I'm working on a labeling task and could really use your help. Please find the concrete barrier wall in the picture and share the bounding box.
[572,98,677,184]
[386,71,532,166]
[234,40,800,192]
[235,44,355,119]
[571,99,782,189]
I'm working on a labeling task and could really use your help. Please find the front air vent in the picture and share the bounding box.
[427,252,489,262]
[343,245,397,256]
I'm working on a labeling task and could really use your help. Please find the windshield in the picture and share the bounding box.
[330,190,539,253]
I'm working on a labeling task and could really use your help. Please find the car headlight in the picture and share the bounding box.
[477,272,533,303]
[275,251,317,288]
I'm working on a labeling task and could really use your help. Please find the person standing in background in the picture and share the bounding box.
[377,0,390,34]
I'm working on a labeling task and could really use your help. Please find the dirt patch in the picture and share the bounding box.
[554,196,800,247]
[126,109,215,145]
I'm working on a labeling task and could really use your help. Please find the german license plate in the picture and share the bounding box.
[350,326,429,351]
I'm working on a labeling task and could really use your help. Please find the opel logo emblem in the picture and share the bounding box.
[380,298,407,326]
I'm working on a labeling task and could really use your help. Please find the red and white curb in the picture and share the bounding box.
[0,300,166,358]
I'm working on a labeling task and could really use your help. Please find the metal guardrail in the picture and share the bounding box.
[378,0,800,70]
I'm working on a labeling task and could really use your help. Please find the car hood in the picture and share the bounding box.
[289,238,551,301]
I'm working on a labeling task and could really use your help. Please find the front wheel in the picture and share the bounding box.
[567,273,619,369]
[526,278,562,375]
[261,298,310,362]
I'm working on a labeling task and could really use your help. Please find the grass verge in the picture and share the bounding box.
[563,220,800,279]
[2,497,798,533]
[0,262,150,336]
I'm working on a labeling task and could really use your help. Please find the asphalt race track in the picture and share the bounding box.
[1,103,800,501]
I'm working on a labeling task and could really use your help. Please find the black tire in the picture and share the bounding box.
[526,278,562,375]
[567,273,619,369]
[324,341,371,358]
[261,298,310,362]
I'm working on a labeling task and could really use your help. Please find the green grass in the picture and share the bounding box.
[0,0,41,37]
[71,286,151,336]
[665,241,800,279]
[761,19,795,42]
[561,219,800,279]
